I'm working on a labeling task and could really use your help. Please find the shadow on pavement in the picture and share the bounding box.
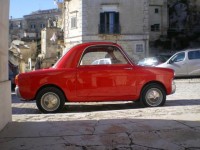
[62,102,140,113]
[12,99,200,114]
[175,76,200,79]
[166,99,200,106]
[0,118,200,149]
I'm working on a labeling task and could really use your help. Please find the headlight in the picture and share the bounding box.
[15,74,19,85]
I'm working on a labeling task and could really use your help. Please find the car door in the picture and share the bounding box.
[76,45,137,100]
[187,50,200,76]
[167,52,187,76]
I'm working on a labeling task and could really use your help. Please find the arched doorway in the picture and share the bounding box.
[0,0,12,131]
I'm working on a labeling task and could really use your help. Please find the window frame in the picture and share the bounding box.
[155,8,159,13]
[71,16,77,29]
[99,11,120,34]
[135,44,144,53]
[70,11,78,29]
[151,24,160,32]
[170,52,185,63]
[78,45,129,66]
[188,50,200,60]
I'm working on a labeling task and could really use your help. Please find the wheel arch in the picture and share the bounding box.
[34,84,68,102]
[140,81,167,96]
[139,81,167,107]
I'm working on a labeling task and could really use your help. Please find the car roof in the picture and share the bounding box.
[177,48,200,53]
[76,42,117,47]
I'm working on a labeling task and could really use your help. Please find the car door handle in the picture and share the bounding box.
[124,67,133,70]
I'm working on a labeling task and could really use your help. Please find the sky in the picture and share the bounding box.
[10,0,57,19]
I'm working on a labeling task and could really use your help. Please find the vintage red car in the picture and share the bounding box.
[15,42,176,113]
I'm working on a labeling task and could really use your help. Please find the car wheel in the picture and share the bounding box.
[140,84,166,107]
[36,87,65,113]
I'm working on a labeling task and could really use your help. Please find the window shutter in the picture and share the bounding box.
[100,13,105,24]
[114,12,120,33]
[114,12,119,24]
[100,12,105,33]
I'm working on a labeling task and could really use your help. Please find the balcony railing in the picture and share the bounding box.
[99,24,121,34]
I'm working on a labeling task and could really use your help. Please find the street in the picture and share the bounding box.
[12,78,200,116]
[0,78,200,150]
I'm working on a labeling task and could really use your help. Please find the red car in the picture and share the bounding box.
[15,42,176,113]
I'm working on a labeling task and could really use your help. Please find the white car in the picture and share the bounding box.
[92,58,112,65]
[157,49,200,77]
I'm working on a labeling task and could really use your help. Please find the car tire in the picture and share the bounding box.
[36,87,65,113]
[140,84,166,107]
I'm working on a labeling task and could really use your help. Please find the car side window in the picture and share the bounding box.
[170,52,185,63]
[79,46,128,66]
[188,50,200,60]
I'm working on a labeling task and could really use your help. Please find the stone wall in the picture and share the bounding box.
[0,0,12,131]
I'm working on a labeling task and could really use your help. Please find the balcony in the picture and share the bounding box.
[99,24,121,34]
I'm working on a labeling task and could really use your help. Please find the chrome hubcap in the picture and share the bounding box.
[145,88,163,106]
[41,92,60,111]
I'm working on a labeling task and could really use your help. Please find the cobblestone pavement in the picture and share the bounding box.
[0,78,200,150]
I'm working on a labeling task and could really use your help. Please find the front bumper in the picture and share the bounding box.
[171,80,176,94]
[15,86,25,100]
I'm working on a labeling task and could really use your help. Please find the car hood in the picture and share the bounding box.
[137,65,174,76]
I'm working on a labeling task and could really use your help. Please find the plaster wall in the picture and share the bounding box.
[82,0,148,35]
[64,0,82,46]
[0,0,12,131]
[64,0,149,59]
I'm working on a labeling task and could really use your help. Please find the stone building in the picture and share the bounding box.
[9,18,25,42]
[23,9,62,39]
[60,0,169,60]
[8,9,63,71]
[149,0,168,42]
[62,0,150,60]
[9,8,62,43]
[0,0,11,131]
[41,27,64,68]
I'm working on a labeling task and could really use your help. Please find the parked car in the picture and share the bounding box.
[15,42,176,113]
[157,49,200,77]
[156,54,173,60]
[91,58,111,65]
[137,56,167,66]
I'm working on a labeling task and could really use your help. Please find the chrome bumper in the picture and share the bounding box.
[15,86,25,100]
[171,80,176,94]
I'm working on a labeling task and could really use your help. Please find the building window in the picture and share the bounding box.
[155,8,159,13]
[31,24,36,29]
[99,12,120,34]
[135,44,144,53]
[151,24,160,31]
[71,17,77,28]
[40,23,45,28]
